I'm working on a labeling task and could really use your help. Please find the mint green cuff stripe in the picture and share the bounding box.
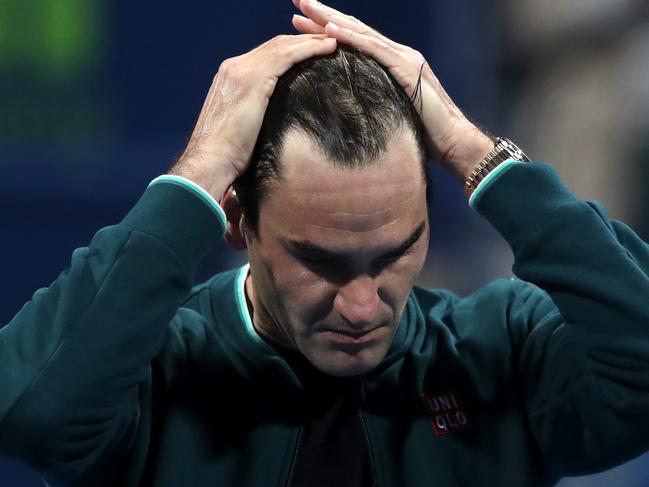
[469,159,520,209]
[235,263,264,344]
[149,175,227,230]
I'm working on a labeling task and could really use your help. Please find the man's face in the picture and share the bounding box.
[245,128,429,377]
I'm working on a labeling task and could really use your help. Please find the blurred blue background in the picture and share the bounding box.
[1,0,648,485]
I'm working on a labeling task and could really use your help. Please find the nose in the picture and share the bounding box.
[333,274,381,329]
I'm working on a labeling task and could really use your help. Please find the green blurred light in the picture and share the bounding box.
[0,1,110,147]
[0,0,104,76]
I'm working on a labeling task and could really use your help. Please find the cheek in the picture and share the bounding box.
[381,247,428,303]
[381,267,416,304]
[409,233,429,279]
[284,272,337,325]
[257,250,336,324]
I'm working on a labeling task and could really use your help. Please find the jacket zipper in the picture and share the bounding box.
[356,377,379,487]
[358,410,379,487]
[284,426,303,487]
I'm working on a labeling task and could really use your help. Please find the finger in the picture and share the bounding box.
[325,22,395,57]
[292,14,326,35]
[270,36,337,73]
[324,22,427,97]
[252,32,329,54]
[297,0,368,35]
[325,22,395,67]
[297,0,399,49]
[297,0,355,30]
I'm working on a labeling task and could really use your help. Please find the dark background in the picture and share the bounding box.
[2,1,648,485]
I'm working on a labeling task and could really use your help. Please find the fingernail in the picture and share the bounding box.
[327,21,340,32]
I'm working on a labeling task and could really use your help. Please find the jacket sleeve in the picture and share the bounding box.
[0,181,225,485]
[474,162,649,479]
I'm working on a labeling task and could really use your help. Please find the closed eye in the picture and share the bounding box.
[376,245,416,265]
[283,220,426,271]
[297,239,418,274]
[300,253,337,267]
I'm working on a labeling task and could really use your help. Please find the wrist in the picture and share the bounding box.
[442,124,495,181]
[168,156,239,201]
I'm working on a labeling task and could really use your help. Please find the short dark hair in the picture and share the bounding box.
[235,45,427,232]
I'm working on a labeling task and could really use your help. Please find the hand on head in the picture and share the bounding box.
[168,1,494,203]
[168,33,337,199]
[290,0,494,180]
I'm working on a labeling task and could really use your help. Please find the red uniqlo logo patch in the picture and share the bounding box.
[420,390,472,436]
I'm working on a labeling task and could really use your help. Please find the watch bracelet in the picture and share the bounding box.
[463,137,531,198]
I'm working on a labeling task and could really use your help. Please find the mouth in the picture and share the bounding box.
[321,326,383,345]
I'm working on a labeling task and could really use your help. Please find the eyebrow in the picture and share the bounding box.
[282,221,427,261]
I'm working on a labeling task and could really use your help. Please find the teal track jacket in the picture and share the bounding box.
[1,163,649,486]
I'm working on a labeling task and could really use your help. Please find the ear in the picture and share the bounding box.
[219,186,248,250]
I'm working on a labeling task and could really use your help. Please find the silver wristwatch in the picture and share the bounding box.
[464,137,531,198]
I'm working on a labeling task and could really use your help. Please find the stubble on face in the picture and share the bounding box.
[244,128,429,377]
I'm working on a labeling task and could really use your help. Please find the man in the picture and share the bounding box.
[1,1,649,486]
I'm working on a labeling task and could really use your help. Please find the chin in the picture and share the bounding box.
[324,363,377,378]
[305,346,386,377]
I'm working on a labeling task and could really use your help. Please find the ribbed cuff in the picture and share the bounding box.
[472,162,577,248]
[469,158,520,208]
[149,175,227,230]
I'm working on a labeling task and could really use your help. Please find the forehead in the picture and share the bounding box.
[258,129,427,244]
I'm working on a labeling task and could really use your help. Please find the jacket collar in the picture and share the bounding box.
[209,264,422,397]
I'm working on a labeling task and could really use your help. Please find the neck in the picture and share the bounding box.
[244,273,296,349]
